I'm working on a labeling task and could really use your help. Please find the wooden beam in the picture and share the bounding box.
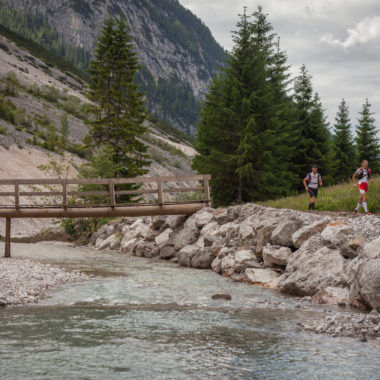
[5,217,11,258]
[203,175,211,207]
[14,184,20,209]
[62,181,68,209]
[157,182,163,206]
[0,174,211,186]
[109,182,116,207]
[0,203,206,218]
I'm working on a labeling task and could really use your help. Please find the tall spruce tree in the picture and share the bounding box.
[355,99,380,171]
[332,99,356,182]
[193,7,295,206]
[86,16,149,179]
[292,65,333,186]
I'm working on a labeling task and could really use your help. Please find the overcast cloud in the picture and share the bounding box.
[180,0,380,132]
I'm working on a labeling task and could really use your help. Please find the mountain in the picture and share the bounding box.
[0,25,196,179]
[0,0,226,134]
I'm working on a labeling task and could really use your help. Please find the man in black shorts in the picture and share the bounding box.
[303,165,323,210]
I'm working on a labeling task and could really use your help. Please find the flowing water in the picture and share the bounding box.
[0,243,379,379]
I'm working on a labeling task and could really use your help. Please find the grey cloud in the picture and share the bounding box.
[180,0,380,131]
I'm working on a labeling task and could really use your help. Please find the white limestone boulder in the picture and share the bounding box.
[262,245,292,267]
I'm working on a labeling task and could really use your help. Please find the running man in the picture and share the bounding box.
[352,160,374,215]
[303,165,323,210]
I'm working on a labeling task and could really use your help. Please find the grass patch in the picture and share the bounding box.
[260,177,380,213]
[144,134,186,158]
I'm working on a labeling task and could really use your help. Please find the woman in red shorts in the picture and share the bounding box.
[352,160,374,215]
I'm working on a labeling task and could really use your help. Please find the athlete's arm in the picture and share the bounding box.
[352,172,357,187]
[319,175,323,187]
[303,178,308,191]
[370,170,374,184]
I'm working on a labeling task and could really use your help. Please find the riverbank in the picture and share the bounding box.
[90,204,380,312]
[0,257,90,306]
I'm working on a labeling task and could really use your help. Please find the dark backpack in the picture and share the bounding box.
[358,168,372,180]
[307,173,321,184]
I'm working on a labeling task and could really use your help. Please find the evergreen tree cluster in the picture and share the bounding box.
[85,16,150,181]
[193,7,380,207]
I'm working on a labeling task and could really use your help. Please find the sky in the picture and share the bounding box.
[180,0,380,132]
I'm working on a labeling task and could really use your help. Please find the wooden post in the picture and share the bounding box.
[62,181,68,209]
[203,175,211,207]
[5,217,11,258]
[14,183,20,209]
[109,182,116,207]
[157,182,163,206]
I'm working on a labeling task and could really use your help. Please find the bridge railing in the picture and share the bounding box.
[0,174,211,209]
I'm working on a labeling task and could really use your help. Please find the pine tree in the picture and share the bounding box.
[86,16,150,179]
[292,66,333,186]
[356,99,380,171]
[332,99,356,182]
[193,7,295,206]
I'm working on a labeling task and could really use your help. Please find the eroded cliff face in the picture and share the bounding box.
[4,0,226,133]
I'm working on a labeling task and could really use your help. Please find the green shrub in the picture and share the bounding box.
[0,97,17,124]
[0,126,7,135]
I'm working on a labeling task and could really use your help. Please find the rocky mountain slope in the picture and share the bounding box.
[0,29,198,236]
[1,0,226,134]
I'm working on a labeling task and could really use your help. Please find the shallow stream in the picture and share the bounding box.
[0,243,379,379]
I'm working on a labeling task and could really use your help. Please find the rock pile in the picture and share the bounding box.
[90,204,380,311]
[0,258,90,306]
[299,310,380,339]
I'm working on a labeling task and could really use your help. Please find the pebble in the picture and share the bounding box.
[0,258,90,306]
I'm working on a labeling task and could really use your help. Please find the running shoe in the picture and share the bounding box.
[366,211,372,215]
[353,209,357,214]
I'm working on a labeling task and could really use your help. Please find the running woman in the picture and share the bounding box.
[352,160,374,215]
[303,165,323,210]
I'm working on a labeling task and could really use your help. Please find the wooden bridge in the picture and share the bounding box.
[0,174,211,257]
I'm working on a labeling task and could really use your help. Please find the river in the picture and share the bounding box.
[0,242,379,379]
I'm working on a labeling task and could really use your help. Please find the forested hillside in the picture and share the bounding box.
[0,0,226,134]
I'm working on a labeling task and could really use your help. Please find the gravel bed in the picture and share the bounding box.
[299,310,380,340]
[0,258,90,306]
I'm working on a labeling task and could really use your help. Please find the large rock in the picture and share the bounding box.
[220,255,240,277]
[279,244,348,296]
[160,246,176,260]
[311,286,350,305]
[362,236,380,259]
[349,257,380,311]
[214,206,240,225]
[120,237,138,254]
[135,242,159,258]
[235,250,256,264]
[321,221,353,246]
[96,234,121,250]
[271,219,302,247]
[194,211,214,228]
[239,216,257,243]
[349,235,366,251]
[177,245,199,267]
[211,257,222,274]
[155,228,173,248]
[245,268,280,289]
[151,216,167,230]
[262,245,292,267]
[292,220,328,248]
[174,224,200,251]
[165,215,187,230]
[191,249,215,269]
[256,225,277,257]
